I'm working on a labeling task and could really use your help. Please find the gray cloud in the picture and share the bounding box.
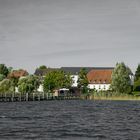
[0,0,140,73]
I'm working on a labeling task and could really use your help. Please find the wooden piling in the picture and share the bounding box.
[26,93,28,101]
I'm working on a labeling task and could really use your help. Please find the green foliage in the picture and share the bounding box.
[18,75,40,94]
[110,62,132,94]
[39,65,47,69]
[0,64,9,77]
[10,77,18,89]
[8,67,13,73]
[135,64,140,81]
[132,91,140,96]
[77,68,89,94]
[43,70,72,92]
[0,79,13,93]
[0,74,5,81]
[18,78,27,93]
[133,78,140,91]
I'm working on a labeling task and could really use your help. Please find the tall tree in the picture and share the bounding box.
[0,64,9,77]
[135,64,140,81]
[77,68,89,94]
[43,70,72,92]
[111,62,132,94]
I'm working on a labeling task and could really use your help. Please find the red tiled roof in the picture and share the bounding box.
[87,69,113,84]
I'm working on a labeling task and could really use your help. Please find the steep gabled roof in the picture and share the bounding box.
[87,69,114,84]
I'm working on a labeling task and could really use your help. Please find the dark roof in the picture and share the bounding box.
[34,68,60,76]
[61,67,114,75]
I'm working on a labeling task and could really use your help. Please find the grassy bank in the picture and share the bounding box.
[89,95,140,100]
[81,91,140,101]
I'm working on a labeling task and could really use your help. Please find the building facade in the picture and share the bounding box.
[87,68,114,91]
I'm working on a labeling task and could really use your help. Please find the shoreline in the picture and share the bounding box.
[0,94,140,102]
[87,95,140,101]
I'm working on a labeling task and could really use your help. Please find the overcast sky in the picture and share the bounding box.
[0,0,140,73]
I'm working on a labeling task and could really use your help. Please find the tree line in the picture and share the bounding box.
[0,63,140,98]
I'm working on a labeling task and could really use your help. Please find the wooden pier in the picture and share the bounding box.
[0,92,80,102]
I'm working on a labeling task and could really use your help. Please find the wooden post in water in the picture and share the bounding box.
[46,92,48,100]
[38,92,40,101]
[5,92,7,102]
[44,92,46,100]
[19,92,22,101]
[33,93,35,101]
[42,92,44,100]
[11,92,14,102]
[26,93,28,101]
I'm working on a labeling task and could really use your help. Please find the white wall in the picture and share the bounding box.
[71,75,78,87]
[88,84,110,91]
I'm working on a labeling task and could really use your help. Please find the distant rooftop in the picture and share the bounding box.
[87,69,113,84]
[34,68,59,76]
[34,67,114,76]
[61,67,114,75]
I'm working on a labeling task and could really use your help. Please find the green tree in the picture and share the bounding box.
[133,78,140,92]
[39,65,47,69]
[77,68,89,94]
[0,64,9,77]
[0,79,14,97]
[8,69,28,93]
[43,70,72,92]
[135,64,140,81]
[0,74,5,81]
[110,62,132,94]
[8,67,13,73]
[18,75,40,94]
[63,73,73,88]
[18,77,28,94]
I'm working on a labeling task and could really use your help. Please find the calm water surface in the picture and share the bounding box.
[0,100,140,140]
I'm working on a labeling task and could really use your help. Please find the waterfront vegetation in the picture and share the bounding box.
[0,63,140,101]
[85,91,140,100]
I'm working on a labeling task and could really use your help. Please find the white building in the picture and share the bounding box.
[88,83,111,91]
[87,68,114,91]
[71,75,78,87]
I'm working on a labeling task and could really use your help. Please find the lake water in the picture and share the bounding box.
[0,100,140,140]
